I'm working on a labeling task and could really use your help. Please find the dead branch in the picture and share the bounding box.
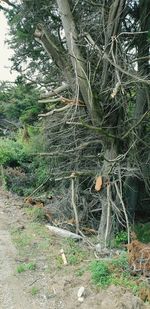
[85,32,150,86]
[122,109,150,139]
[38,105,70,117]
[25,177,50,198]
[104,53,150,86]
[38,97,62,104]
[30,140,102,156]
[38,95,85,106]
[71,175,79,234]
[105,182,111,246]
[66,121,119,139]
[114,182,130,244]
[0,0,16,8]
[46,225,82,240]
[40,84,69,100]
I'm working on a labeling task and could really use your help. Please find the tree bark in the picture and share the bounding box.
[34,23,74,90]
[56,0,96,121]
[98,143,117,247]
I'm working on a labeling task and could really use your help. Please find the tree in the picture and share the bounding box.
[1,0,150,246]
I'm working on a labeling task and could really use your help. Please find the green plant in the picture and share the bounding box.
[30,287,39,296]
[90,253,142,294]
[17,264,27,273]
[134,223,150,243]
[0,138,27,166]
[90,260,111,287]
[113,231,128,247]
[111,252,129,271]
[26,207,46,223]
[64,239,87,265]
[75,268,85,277]
[110,273,139,293]
[11,228,33,251]
[17,262,36,273]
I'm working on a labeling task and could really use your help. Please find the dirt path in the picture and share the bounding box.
[0,188,149,309]
[0,191,40,309]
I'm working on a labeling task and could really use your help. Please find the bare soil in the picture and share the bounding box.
[0,188,149,309]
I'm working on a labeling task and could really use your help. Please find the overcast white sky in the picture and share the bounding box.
[0,11,18,81]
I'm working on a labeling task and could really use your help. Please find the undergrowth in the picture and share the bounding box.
[90,253,144,296]
[134,223,150,243]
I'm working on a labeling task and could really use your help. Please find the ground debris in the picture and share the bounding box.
[127,240,150,276]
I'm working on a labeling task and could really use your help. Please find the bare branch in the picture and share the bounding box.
[38,105,70,117]
[122,109,150,139]
[40,84,69,100]
[0,0,16,8]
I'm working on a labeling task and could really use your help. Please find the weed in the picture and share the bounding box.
[17,264,27,273]
[90,260,111,287]
[11,228,32,252]
[30,287,39,296]
[64,239,87,265]
[111,252,129,271]
[113,231,128,247]
[25,207,46,223]
[55,256,63,269]
[75,268,85,277]
[17,262,36,273]
[90,253,140,293]
[110,273,139,293]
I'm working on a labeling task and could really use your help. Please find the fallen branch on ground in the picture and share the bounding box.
[46,224,82,240]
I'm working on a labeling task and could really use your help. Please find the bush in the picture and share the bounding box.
[0,138,26,166]
[90,254,139,293]
[113,231,128,247]
[90,260,111,287]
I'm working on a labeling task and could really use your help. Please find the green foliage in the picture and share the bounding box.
[0,125,50,196]
[0,138,26,165]
[4,0,61,82]
[17,262,36,273]
[90,260,111,287]
[90,253,138,292]
[63,239,87,265]
[30,287,39,296]
[0,81,42,125]
[11,228,33,251]
[134,223,150,243]
[26,207,46,223]
[113,231,128,248]
[111,252,129,271]
[11,222,51,258]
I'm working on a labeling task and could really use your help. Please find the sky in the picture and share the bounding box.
[0,11,18,82]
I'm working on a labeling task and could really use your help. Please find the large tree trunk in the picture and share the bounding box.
[56,0,96,121]
[124,0,150,221]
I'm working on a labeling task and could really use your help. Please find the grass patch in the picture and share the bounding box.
[11,222,53,259]
[11,227,33,253]
[30,286,39,296]
[17,262,36,273]
[90,260,111,287]
[90,253,140,293]
[25,207,46,223]
[75,267,85,277]
[63,238,88,265]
